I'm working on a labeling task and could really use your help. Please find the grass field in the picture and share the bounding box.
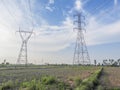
[0,65,119,90]
[99,67,120,89]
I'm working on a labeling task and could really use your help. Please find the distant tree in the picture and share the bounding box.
[103,60,107,65]
[112,61,118,66]
[45,63,49,66]
[109,59,114,65]
[117,59,120,66]
[94,60,97,66]
[98,63,100,66]
[6,62,9,65]
[3,59,6,64]
[1,62,5,67]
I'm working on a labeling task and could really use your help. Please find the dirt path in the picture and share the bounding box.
[99,67,120,89]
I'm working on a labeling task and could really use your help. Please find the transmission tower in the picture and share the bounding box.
[73,12,90,65]
[17,28,33,65]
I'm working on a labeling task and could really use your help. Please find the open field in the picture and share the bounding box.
[0,66,99,83]
[0,65,102,90]
[0,65,120,90]
[99,67,120,89]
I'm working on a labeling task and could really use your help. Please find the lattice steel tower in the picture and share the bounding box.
[17,28,33,65]
[73,12,90,65]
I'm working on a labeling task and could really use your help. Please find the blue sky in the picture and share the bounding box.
[0,0,120,64]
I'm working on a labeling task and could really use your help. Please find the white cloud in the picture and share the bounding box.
[0,0,38,63]
[0,0,120,64]
[68,0,83,14]
[49,0,54,4]
[45,6,54,12]
[30,16,74,52]
[86,16,120,46]
[75,0,82,11]
[45,0,55,12]
[114,0,118,6]
[1,0,118,53]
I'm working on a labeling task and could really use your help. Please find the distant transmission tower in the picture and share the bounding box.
[73,12,90,65]
[17,28,33,65]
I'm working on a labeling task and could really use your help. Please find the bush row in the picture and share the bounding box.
[75,68,103,90]
[0,76,70,90]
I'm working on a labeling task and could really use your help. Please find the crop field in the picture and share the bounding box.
[0,65,120,90]
[99,67,120,90]
[0,65,102,90]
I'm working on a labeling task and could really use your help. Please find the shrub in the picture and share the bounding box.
[21,82,30,88]
[41,76,56,85]
[36,82,46,90]
[1,80,14,90]
[58,82,66,90]
[28,79,37,90]
[75,68,103,90]
[20,80,46,90]
[76,85,89,90]
[74,77,82,86]
[97,85,105,90]
[111,88,120,90]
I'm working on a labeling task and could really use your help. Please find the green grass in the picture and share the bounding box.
[0,65,102,90]
[20,76,69,90]
[0,80,14,90]
[41,76,56,85]
[75,68,103,90]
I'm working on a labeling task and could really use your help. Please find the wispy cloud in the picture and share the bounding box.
[45,6,54,12]
[68,0,84,14]
[45,0,55,12]
[75,0,82,11]
[32,16,74,52]
[114,0,118,6]
[86,17,120,45]
[0,0,37,63]
[49,0,54,4]
[0,0,120,63]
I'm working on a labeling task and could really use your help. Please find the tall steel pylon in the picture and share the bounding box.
[17,28,33,65]
[73,12,90,65]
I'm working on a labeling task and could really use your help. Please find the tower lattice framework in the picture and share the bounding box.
[73,12,90,65]
[17,28,33,65]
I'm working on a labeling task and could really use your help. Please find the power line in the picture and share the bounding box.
[83,0,116,26]
[88,0,113,15]
[97,6,118,23]
[1,0,19,27]
[28,0,34,28]
[1,0,34,29]
[88,0,117,23]
[0,20,11,29]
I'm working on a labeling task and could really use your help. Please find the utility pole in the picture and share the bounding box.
[73,12,90,65]
[17,28,33,66]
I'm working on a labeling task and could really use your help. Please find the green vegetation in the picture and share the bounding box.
[98,67,120,90]
[0,80,14,90]
[41,76,56,85]
[0,66,101,90]
[96,85,105,90]
[0,65,120,90]
[74,77,82,86]
[75,68,103,90]
[20,76,69,90]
